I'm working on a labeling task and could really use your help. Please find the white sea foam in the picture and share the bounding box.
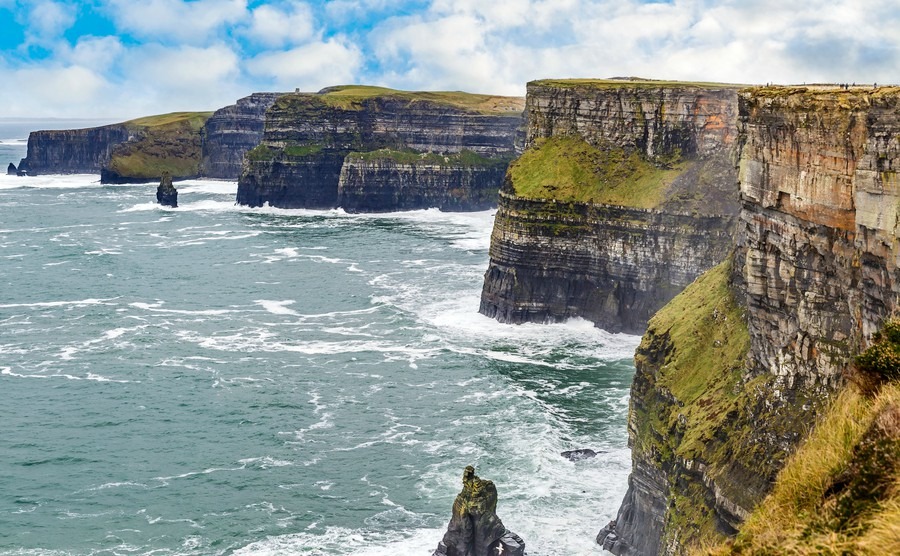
[0,298,118,309]
[232,525,443,556]
[0,174,100,190]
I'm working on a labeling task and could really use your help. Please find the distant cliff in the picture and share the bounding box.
[236,85,524,211]
[19,112,213,183]
[479,80,741,334]
[602,85,900,556]
[18,125,131,175]
[200,92,283,179]
[18,94,279,182]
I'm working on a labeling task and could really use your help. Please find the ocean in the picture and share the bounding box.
[0,127,638,555]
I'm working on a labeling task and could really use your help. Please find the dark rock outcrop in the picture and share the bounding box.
[606,86,900,555]
[432,466,525,556]
[7,162,16,175]
[237,86,524,211]
[156,172,178,207]
[561,448,599,461]
[17,112,211,183]
[337,152,510,213]
[18,124,131,175]
[479,80,741,334]
[200,92,283,179]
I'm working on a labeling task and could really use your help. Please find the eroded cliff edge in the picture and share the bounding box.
[236,85,524,211]
[19,112,213,183]
[602,85,900,555]
[479,80,741,334]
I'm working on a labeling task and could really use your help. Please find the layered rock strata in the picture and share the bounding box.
[337,151,508,212]
[18,112,212,183]
[200,92,283,179]
[237,86,523,210]
[432,466,525,556]
[18,125,131,175]
[479,80,741,334]
[603,86,900,555]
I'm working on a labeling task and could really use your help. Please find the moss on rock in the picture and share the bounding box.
[507,136,688,208]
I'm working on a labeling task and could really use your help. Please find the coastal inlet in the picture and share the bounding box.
[0,175,638,556]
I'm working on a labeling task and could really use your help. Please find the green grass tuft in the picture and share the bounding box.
[507,136,687,208]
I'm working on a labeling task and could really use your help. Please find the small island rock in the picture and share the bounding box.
[7,162,16,175]
[432,466,525,556]
[156,171,178,208]
[561,449,600,461]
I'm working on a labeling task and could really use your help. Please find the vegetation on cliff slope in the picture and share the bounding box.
[106,111,212,179]
[702,320,900,556]
[274,85,525,115]
[507,136,686,208]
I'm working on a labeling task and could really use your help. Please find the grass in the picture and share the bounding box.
[106,111,212,179]
[697,318,900,556]
[278,85,525,115]
[530,78,745,89]
[637,257,750,461]
[507,136,687,208]
[124,111,212,129]
[700,382,900,556]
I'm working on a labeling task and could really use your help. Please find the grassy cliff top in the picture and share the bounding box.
[283,85,525,114]
[506,136,686,208]
[530,78,744,90]
[743,85,900,109]
[124,111,213,130]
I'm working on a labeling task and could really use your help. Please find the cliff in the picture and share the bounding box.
[603,85,900,555]
[236,85,523,210]
[479,79,741,334]
[18,112,213,183]
[18,124,131,175]
[200,92,283,179]
[100,112,212,183]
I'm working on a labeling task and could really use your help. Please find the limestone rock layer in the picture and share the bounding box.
[479,80,741,334]
[607,86,900,556]
[200,92,282,179]
[236,88,523,211]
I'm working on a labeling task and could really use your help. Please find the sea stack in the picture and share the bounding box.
[432,466,525,556]
[7,162,16,175]
[156,171,178,207]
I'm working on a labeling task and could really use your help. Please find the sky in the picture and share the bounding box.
[0,0,898,119]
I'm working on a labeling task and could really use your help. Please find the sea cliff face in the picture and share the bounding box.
[236,86,523,210]
[479,80,741,334]
[604,86,900,556]
[200,92,282,179]
[18,125,131,175]
[18,112,212,183]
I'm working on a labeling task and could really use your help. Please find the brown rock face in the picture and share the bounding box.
[479,81,741,334]
[737,87,900,387]
[607,86,900,556]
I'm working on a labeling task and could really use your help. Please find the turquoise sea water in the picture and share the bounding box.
[0,135,638,555]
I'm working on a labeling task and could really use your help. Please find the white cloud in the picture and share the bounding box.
[105,0,248,43]
[26,0,76,43]
[245,2,315,47]
[58,36,125,71]
[127,43,240,92]
[247,37,363,90]
[365,0,900,95]
[0,64,114,117]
